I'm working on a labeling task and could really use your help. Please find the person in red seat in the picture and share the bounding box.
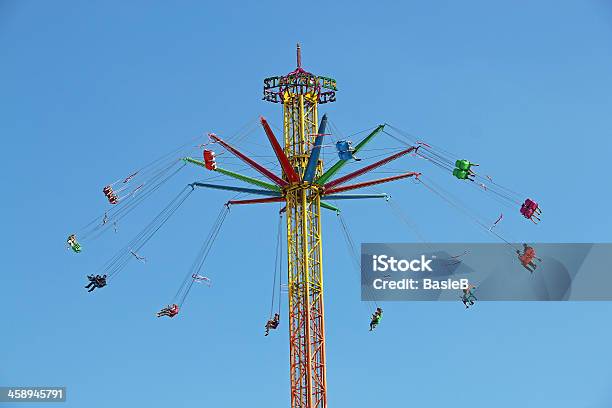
[108,194,119,205]
[520,199,542,224]
[517,244,542,273]
[157,304,180,318]
[203,150,217,170]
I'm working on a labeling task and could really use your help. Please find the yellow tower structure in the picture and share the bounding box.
[264,43,336,408]
[283,47,327,408]
[193,44,415,408]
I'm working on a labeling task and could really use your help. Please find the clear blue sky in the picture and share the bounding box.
[2,1,612,407]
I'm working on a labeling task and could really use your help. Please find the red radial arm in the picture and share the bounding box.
[323,147,417,190]
[209,133,288,187]
[227,197,286,206]
[260,116,300,183]
[324,172,420,195]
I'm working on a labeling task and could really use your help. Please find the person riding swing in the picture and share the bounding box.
[265,313,280,336]
[156,304,180,318]
[517,243,542,273]
[461,284,477,309]
[369,307,383,331]
[85,274,107,292]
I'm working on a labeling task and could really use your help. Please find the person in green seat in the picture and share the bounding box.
[455,159,478,172]
[452,168,474,181]
[453,159,479,181]
[461,284,477,309]
[67,234,82,253]
[369,307,383,331]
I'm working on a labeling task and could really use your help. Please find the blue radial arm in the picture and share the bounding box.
[303,114,328,183]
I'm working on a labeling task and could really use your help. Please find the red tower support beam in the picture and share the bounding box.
[323,146,417,190]
[209,133,288,187]
[324,172,420,195]
[227,197,285,206]
[260,116,301,183]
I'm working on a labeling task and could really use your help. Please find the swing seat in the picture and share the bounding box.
[336,140,350,152]
[455,160,472,171]
[167,304,179,317]
[523,198,538,211]
[523,198,532,208]
[336,141,354,161]
[520,205,534,218]
[203,150,217,170]
[338,151,353,161]
[453,169,468,180]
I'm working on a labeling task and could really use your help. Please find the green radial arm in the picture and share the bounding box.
[183,157,280,192]
[183,157,207,168]
[320,201,340,213]
[215,168,281,192]
[315,124,385,185]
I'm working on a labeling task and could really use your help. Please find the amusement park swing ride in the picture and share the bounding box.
[68,44,542,408]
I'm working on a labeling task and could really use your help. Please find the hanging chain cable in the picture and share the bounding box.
[278,211,283,315]
[270,213,283,318]
[174,204,231,308]
[104,186,192,277]
[97,184,194,280]
[173,206,226,301]
[417,176,521,255]
[80,160,187,241]
[337,213,379,308]
[383,125,527,204]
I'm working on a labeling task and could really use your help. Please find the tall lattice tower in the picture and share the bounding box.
[194,45,415,408]
[263,44,337,408]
